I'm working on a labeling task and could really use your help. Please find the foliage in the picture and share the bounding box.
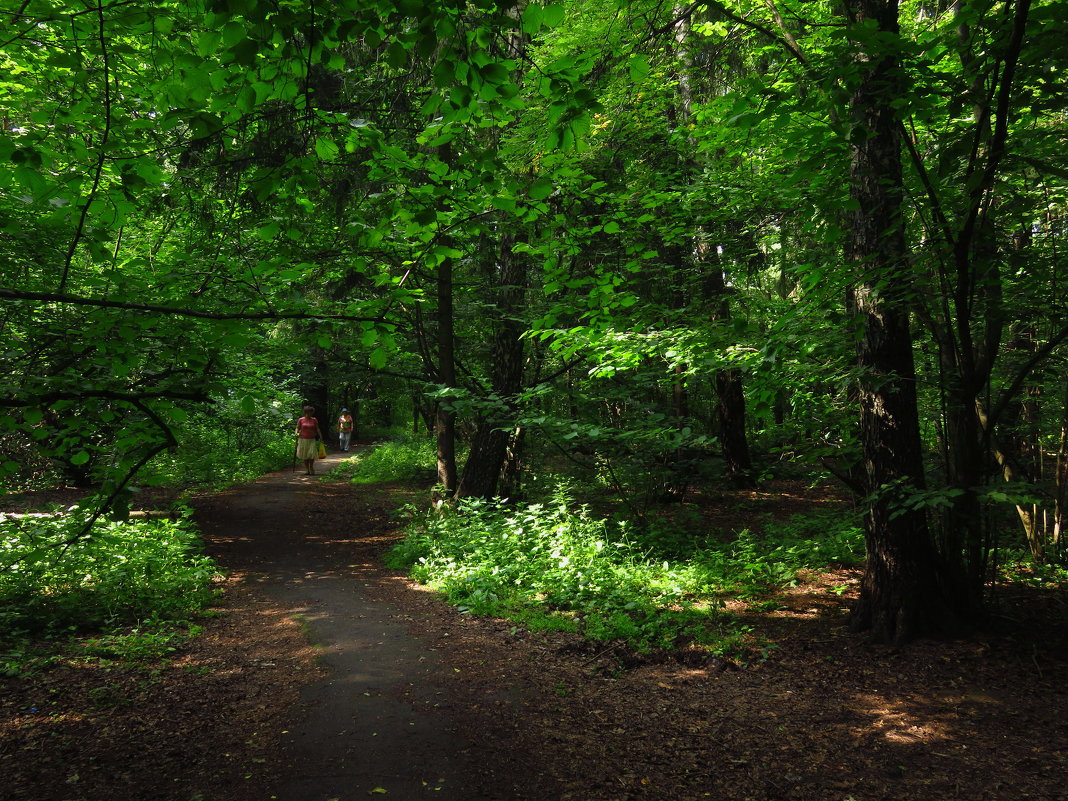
[80,620,204,664]
[3,0,1067,645]
[326,433,436,485]
[997,552,1068,589]
[692,514,865,599]
[387,485,863,655]
[0,513,220,642]
[138,392,299,492]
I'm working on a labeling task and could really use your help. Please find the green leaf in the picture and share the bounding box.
[385,41,408,68]
[628,55,650,82]
[521,4,543,33]
[256,221,280,240]
[542,3,565,27]
[529,177,553,200]
[481,62,510,84]
[315,138,339,161]
[70,451,90,466]
[197,31,220,56]
[222,21,245,48]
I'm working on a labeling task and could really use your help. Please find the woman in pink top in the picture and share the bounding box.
[294,405,324,475]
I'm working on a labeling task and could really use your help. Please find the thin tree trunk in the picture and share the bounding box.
[455,235,526,500]
[453,9,528,501]
[498,425,526,500]
[675,5,754,489]
[435,248,458,495]
[706,260,755,488]
[1054,372,1068,557]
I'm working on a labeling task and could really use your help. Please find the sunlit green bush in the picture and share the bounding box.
[0,514,220,641]
[139,394,298,492]
[328,433,436,484]
[387,487,865,656]
[140,428,294,492]
[387,487,742,654]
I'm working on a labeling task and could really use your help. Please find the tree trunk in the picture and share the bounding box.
[845,0,959,643]
[498,426,526,500]
[706,262,755,488]
[716,367,755,488]
[1055,372,1068,559]
[453,13,529,501]
[435,250,458,495]
[455,235,526,500]
[675,6,754,489]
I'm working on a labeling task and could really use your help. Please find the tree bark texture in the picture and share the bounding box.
[435,252,458,495]
[845,0,959,643]
[455,236,526,500]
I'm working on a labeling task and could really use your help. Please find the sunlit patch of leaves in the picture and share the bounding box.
[0,514,221,673]
[387,484,865,658]
[325,433,437,485]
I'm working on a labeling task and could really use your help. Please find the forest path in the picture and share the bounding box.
[190,449,547,801]
[4,456,1067,801]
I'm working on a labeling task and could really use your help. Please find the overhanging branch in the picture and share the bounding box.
[0,288,382,323]
[0,389,212,408]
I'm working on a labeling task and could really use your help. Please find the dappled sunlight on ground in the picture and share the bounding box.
[849,692,958,745]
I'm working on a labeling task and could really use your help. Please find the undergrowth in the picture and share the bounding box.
[386,485,864,660]
[327,434,436,484]
[0,513,220,674]
[141,427,294,492]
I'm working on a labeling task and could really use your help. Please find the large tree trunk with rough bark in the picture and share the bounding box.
[845,0,960,644]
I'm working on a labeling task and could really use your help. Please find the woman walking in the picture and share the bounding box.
[294,405,324,475]
[337,407,354,452]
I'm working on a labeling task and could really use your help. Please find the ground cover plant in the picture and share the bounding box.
[137,407,299,494]
[386,484,866,659]
[0,513,221,674]
[327,432,438,485]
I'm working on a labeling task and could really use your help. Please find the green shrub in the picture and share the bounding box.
[387,488,864,656]
[331,434,436,484]
[141,425,294,492]
[387,487,740,654]
[686,511,865,599]
[0,513,220,641]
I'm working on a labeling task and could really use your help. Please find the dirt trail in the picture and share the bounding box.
[191,452,551,801]
[5,455,1067,801]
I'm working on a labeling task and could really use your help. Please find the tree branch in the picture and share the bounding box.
[986,321,1068,433]
[955,0,1033,263]
[60,0,113,293]
[0,288,382,322]
[0,389,212,408]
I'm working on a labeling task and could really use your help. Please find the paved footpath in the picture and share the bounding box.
[195,453,526,801]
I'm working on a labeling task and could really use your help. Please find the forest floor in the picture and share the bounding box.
[2,448,1068,801]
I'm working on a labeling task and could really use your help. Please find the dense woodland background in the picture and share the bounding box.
[2,0,1067,652]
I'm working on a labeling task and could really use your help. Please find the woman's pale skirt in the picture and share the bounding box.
[296,438,319,460]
